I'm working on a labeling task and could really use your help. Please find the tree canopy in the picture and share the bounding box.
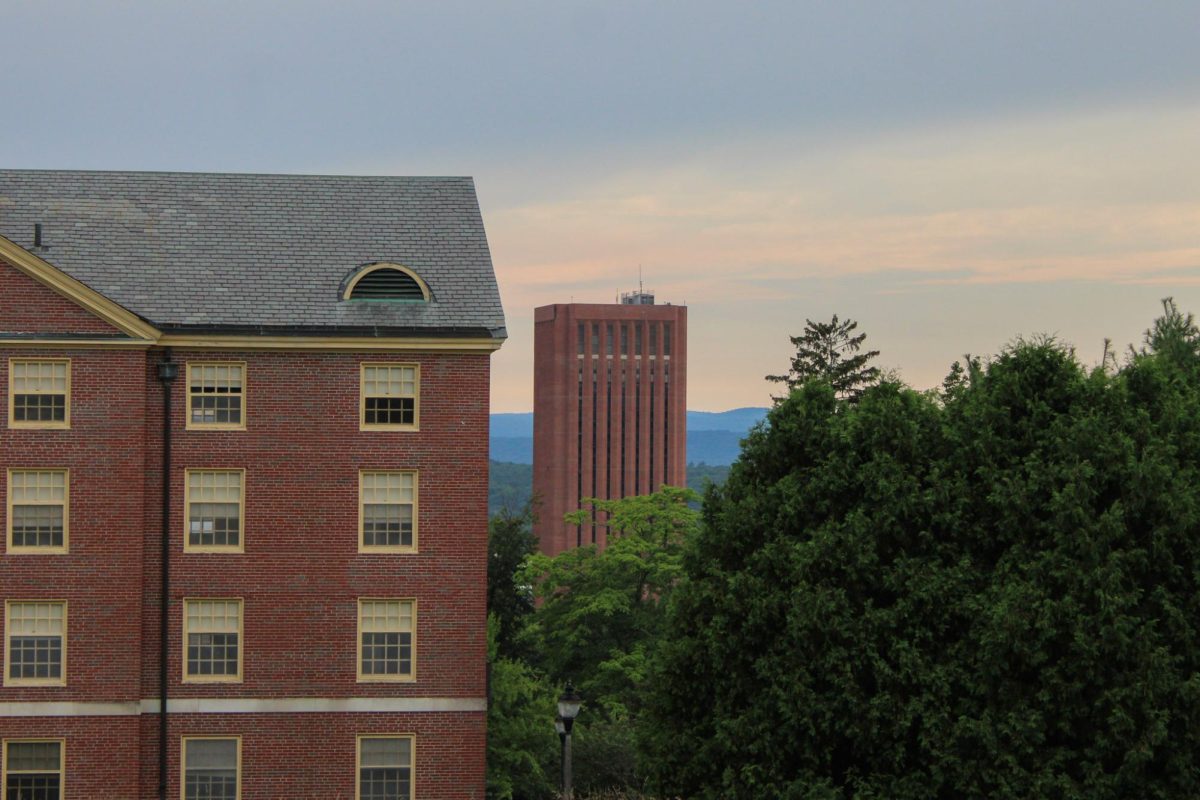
[645,304,1200,799]
[766,314,880,401]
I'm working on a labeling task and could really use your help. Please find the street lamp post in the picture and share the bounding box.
[557,684,582,800]
[554,717,567,796]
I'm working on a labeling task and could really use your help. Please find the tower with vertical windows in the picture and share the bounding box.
[532,293,687,556]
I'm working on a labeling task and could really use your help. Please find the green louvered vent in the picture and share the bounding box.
[350,269,426,300]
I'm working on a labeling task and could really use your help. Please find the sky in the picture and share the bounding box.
[3,1,1198,411]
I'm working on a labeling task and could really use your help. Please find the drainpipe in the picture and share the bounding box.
[156,350,179,800]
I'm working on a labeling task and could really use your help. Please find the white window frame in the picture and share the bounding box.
[185,362,247,431]
[356,599,416,683]
[359,364,420,431]
[2,738,66,799]
[8,358,70,430]
[6,468,69,554]
[182,598,244,684]
[3,600,67,687]
[358,470,418,554]
[183,469,246,554]
[180,735,242,800]
[355,734,415,800]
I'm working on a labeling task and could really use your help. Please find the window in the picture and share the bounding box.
[359,471,416,552]
[356,736,413,800]
[4,601,66,686]
[7,469,69,553]
[360,365,419,430]
[185,470,245,552]
[187,363,245,430]
[8,359,70,429]
[357,600,415,682]
[184,600,242,682]
[3,740,64,800]
[182,737,240,800]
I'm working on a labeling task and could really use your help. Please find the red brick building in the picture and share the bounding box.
[532,293,686,556]
[0,170,505,798]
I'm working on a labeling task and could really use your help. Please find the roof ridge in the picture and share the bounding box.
[0,168,474,181]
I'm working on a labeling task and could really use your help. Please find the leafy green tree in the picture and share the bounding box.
[488,504,539,661]
[645,307,1200,799]
[520,487,699,715]
[767,314,880,401]
[486,615,559,800]
[518,487,699,792]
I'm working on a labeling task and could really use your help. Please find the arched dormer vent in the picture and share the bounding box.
[343,263,431,302]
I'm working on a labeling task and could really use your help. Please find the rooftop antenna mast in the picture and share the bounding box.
[639,264,643,294]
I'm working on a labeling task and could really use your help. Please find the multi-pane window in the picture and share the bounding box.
[187,363,245,429]
[3,740,64,800]
[9,359,69,428]
[358,600,414,682]
[4,601,66,686]
[357,736,413,800]
[183,737,240,800]
[7,469,68,553]
[185,470,244,552]
[359,471,416,552]
[360,365,418,429]
[184,600,242,682]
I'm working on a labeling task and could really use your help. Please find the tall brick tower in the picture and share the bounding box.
[533,291,687,555]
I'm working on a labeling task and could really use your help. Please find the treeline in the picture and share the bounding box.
[489,301,1200,798]
[489,462,730,516]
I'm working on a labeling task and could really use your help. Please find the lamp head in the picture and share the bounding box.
[557,683,582,721]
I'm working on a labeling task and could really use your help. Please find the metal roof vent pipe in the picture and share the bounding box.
[33,223,43,248]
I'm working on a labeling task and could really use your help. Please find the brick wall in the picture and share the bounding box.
[1,267,491,794]
[0,259,123,335]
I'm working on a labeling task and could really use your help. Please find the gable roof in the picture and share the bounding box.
[0,170,506,340]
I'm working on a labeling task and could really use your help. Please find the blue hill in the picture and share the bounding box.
[489,407,769,466]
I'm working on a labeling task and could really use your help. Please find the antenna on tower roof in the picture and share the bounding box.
[639,264,643,294]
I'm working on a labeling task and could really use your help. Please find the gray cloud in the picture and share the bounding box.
[2,1,1198,172]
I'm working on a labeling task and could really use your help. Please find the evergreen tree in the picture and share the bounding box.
[766,314,880,401]
[487,504,539,661]
[645,305,1200,799]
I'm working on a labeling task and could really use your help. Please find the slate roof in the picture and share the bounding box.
[0,169,506,338]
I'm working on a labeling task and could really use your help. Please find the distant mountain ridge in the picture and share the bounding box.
[489,407,769,466]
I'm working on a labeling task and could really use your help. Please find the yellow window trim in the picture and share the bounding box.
[2,737,66,796]
[356,598,417,684]
[358,470,418,554]
[181,735,242,800]
[355,734,416,800]
[359,363,420,432]
[7,358,71,430]
[183,469,246,554]
[6,468,70,555]
[185,362,248,431]
[182,598,244,684]
[3,600,68,687]
[343,263,432,302]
